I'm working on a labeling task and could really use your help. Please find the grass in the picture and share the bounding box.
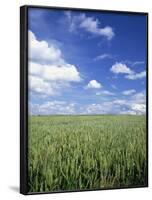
[28,115,147,193]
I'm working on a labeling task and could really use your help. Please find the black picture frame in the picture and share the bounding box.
[20,5,148,195]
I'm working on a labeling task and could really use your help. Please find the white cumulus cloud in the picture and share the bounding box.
[125,70,146,80]
[110,62,133,74]
[65,12,115,40]
[29,62,81,82]
[29,75,55,96]
[29,30,62,64]
[85,80,102,89]
[110,62,146,80]
[131,91,146,104]
[130,103,146,114]
[29,90,146,115]
[29,101,77,115]
[28,31,81,97]
[82,90,146,115]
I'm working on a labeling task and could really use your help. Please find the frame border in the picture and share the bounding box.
[20,5,148,195]
[20,6,28,195]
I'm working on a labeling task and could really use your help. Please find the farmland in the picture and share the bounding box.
[28,115,147,193]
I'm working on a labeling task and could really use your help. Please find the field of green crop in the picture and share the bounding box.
[28,115,147,193]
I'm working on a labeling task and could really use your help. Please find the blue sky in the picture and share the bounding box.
[28,8,147,115]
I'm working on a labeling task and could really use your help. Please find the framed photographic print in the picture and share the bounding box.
[20,5,148,195]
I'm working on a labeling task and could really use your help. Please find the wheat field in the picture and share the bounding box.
[28,115,147,193]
